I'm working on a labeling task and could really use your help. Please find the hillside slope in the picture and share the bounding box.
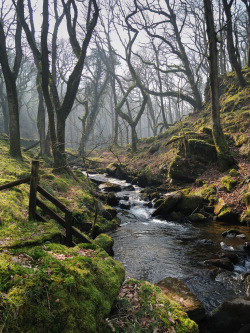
[90,68,250,223]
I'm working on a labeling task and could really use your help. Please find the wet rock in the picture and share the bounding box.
[245,275,250,296]
[153,198,164,208]
[222,229,242,237]
[214,199,239,222]
[99,182,122,192]
[189,213,207,222]
[123,184,135,191]
[207,297,250,333]
[102,206,117,221]
[236,234,247,239]
[119,195,129,201]
[106,193,119,206]
[203,258,234,271]
[156,277,205,322]
[119,202,131,210]
[220,252,239,264]
[152,191,183,217]
[244,242,250,251]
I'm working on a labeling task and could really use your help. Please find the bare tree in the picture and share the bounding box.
[203,0,234,171]
[18,0,99,169]
[222,0,246,87]
[0,0,22,158]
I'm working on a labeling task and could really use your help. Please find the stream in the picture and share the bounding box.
[88,172,250,314]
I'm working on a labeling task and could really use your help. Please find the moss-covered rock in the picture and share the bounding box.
[189,213,207,222]
[152,191,183,217]
[93,233,114,255]
[243,193,250,207]
[169,155,206,182]
[0,243,125,332]
[175,194,205,215]
[208,297,250,333]
[156,277,205,322]
[106,279,199,332]
[170,211,184,220]
[195,184,217,204]
[214,198,227,215]
[222,176,237,192]
[186,139,217,163]
[101,205,117,221]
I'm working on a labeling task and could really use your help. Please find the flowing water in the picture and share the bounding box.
[88,173,250,313]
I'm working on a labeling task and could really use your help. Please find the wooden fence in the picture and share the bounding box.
[0,160,91,246]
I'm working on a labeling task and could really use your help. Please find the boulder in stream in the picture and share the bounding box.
[203,257,234,271]
[152,191,183,217]
[99,182,122,192]
[207,297,250,333]
[156,277,205,322]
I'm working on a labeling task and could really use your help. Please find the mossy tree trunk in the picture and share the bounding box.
[203,0,235,171]
[222,0,246,87]
[241,0,250,67]
[0,0,23,159]
[19,0,99,170]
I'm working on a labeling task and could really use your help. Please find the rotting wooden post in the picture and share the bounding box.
[29,160,39,221]
[65,209,73,246]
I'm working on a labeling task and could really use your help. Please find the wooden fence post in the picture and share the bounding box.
[65,210,73,246]
[29,160,39,221]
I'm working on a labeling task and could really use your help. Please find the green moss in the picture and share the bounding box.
[52,178,70,192]
[195,184,217,204]
[243,193,250,207]
[222,176,237,192]
[0,243,125,332]
[175,194,205,214]
[229,169,240,177]
[106,279,198,333]
[93,233,114,254]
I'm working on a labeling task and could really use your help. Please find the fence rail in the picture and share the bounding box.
[0,160,91,246]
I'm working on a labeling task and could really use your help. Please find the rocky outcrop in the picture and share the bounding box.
[152,191,183,217]
[207,297,250,333]
[214,198,239,222]
[156,277,205,322]
[152,191,206,221]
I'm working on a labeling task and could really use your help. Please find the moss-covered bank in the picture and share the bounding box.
[0,243,125,332]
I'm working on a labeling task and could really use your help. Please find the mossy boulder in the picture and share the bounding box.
[208,297,250,333]
[214,199,239,222]
[222,176,237,192]
[170,211,184,220]
[169,155,205,182]
[0,243,125,332]
[214,198,227,215]
[152,191,183,217]
[106,279,199,332]
[93,233,114,255]
[175,194,205,215]
[195,184,217,204]
[189,213,207,222]
[101,205,117,221]
[186,139,217,163]
[156,277,205,322]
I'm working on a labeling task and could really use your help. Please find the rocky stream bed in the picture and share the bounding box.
[87,172,250,333]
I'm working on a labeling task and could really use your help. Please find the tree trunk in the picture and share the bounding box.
[204,0,235,171]
[222,0,246,87]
